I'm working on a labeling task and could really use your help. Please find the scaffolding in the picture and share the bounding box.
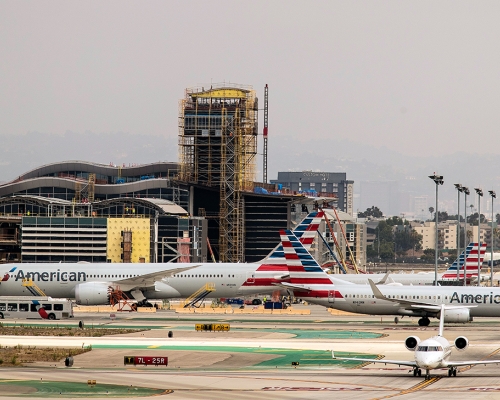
[178,84,258,262]
[74,174,96,203]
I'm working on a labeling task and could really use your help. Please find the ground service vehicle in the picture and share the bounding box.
[0,296,73,320]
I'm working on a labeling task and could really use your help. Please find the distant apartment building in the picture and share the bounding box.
[411,221,457,250]
[272,171,354,215]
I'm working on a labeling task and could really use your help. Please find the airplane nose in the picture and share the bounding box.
[416,355,439,370]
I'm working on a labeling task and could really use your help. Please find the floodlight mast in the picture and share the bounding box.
[455,184,463,282]
[429,174,444,286]
[489,190,496,286]
[462,187,470,286]
[475,188,484,286]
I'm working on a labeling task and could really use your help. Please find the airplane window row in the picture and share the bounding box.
[346,294,444,300]
[417,346,443,352]
[173,274,235,278]
[87,274,236,279]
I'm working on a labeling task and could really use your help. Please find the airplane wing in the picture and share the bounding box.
[445,359,500,367]
[329,276,356,285]
[332,350,417,368]
[272,282,314,292]
[114,265,200,290]
[367,279,477,314]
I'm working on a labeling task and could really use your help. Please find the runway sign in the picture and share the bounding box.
[195,323,230,331]
[124,356,168,366]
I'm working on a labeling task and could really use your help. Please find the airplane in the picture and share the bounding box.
[323,242,486,286]
[0,212,325,307]
[278,229,500,326]
[332,304,500,379]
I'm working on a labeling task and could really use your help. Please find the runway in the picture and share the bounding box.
[1,305,500,399]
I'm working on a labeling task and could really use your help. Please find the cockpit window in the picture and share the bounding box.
[417,346,442,352]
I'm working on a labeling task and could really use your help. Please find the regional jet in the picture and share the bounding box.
[333,305,500,379]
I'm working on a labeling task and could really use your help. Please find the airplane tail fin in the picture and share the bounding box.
[280,229,332,285]
[438,304,445,337]
[261,211,324,263]
[441,243,486,280]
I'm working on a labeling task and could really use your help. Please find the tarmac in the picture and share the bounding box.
[1,304,500,399]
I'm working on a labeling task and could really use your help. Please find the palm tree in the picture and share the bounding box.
[429,207,435,220]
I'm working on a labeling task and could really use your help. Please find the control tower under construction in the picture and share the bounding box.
[178,84,258,263]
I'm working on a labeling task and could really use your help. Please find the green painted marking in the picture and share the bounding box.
[0,379,165,398]
[90,344,377,368]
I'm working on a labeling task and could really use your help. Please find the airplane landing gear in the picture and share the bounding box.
[394,317,399,324]
[418,317,430,326]
[448,367,457,377]
[425,369,431,380]
[413,368,422,377]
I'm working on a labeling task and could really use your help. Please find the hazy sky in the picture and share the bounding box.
[3,1,500,150]
[1,1,500,212]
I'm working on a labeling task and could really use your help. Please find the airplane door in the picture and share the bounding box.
[328,290,335,303]
[246,272,255,284]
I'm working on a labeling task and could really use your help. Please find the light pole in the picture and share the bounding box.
[429,174,444,286]
[463,187,470,286]
[489,190,496,286]
[454,184,463,282]
[475,188,483,286]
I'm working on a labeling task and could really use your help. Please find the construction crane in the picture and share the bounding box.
[262,84,269,184]
[331,207,363,274]
[321,210,349,273]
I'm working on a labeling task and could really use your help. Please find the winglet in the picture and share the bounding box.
[439,304,445,337]
[376,272,390,285]
[368,279,387,300]
[332,350,336,359]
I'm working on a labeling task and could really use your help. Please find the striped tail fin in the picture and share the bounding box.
[441,243,487,280]
[260,211,324,263]
[280,229,332,285]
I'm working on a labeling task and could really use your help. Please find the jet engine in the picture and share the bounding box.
[405,336,421,351]
[74,282,110,305]
[454,336,469,351]
[441,308,471,323]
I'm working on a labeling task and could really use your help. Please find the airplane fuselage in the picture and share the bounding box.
[0,262,278,300]
[296,281,500,318]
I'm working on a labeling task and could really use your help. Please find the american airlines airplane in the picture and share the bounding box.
[0,212,324,307]
[333,304,500,379]
[279,230,500,326]
[335,242,487,286]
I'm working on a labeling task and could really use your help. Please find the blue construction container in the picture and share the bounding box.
[264,301,283,309]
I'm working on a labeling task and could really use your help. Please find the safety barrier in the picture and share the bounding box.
[175,306,310,315]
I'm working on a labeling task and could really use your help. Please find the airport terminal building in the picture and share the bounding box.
[0,161,205,264]
[0,160,364,267]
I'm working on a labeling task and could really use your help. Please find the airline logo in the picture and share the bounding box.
[1,267,17,282]
[14,269,87,282]
[441,243,486,280]
[281,229,332,285]
[242,212,324,288]
[31,300,49,319]
[265,211,324,262]
[450,291,500,304]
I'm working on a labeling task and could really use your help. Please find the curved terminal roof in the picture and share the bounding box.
[10,160,178,182]
[0,176,176,198]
